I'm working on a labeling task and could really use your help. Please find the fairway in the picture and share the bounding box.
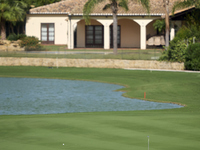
[0,66,200,150]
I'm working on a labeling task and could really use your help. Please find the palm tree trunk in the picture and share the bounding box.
[113,12,118,54]
[17,24,20,34]
[22,21,25,34]
[165,15,170,48]
[9,22,13,34]
[1,18,6,40]
[10,24,14,34]
[164,0,170,49]
[8,24,11,35]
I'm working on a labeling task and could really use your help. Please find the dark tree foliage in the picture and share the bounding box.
[185,43,200,71]
[19,0,61,8]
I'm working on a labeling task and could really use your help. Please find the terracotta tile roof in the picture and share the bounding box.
[30,0,181,15]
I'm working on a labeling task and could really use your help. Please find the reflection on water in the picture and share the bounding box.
[0,77,183,115]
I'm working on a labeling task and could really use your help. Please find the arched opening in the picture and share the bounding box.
[76,19,103,48]
[146,20,165,48]
[117,19,140,48]
[146,20,160,39]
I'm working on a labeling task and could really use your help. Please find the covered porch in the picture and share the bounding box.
[67,16,159,50]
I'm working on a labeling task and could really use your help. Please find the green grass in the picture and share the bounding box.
[42,45,68,51]
[0,49,162,60]
[41,45,163,52]
[0,66,200,150]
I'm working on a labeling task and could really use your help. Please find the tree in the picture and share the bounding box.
[153,19,165,35]
[0,0,27,40]
[20,0,61,8]
[171,0,200,43]
[83,0,150,54]
[33,0,61,7]
[0,0,61,40]
[163,0,170,49]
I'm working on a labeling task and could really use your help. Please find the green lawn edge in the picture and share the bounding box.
[0,66,199,150]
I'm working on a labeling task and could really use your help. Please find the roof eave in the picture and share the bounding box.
[29,12,69,15]
[71,13,164,16]
[29,12,164,16]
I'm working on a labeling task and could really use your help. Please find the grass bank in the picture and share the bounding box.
[0,66,199,150]
[0,49,162,60]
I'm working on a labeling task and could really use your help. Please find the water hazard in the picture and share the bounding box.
[0,77,183,115]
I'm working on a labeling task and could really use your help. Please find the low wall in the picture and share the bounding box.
[0,57,184,70]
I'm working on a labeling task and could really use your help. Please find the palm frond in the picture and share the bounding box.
[138,0,150,13]
[0,3,10,11]
[0,0,27,22]
[103,4,111,10]
[18,1,28,9]
[3,11,16,21]
[118,0,129,11]
[83,0,105,25]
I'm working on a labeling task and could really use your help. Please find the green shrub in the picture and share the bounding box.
[159,38,187,62]
[7,33,18,41]
[7,33,27,41]
[185,43,200,71]
[176,25,200,41]
[20,36,43,51]
[18,34,27,40]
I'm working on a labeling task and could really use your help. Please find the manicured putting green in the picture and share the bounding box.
[0,66,199,150]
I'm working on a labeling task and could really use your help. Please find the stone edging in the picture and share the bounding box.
[0,57,185,70]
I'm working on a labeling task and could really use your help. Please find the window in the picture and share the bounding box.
[85,25,104,48]
[110,25,121,48]
[41,23,55,44]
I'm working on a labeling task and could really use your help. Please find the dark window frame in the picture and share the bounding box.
[85,25,104,48]
[41,23,55,44]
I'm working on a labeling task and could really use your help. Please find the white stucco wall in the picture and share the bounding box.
[77,20,85,48]
[118,19,140,48]
[26,14,68,45]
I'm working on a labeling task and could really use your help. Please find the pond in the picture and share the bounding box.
[0,77,183,115]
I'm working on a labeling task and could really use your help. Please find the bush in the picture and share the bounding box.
[18,34,27,40]
[176,25,200,41]
[159,9,200,69]
[185,43,200,71]
[159,38,188,62]
[20,36,43,51]
[7,33,27,41]
[7,33,18,41]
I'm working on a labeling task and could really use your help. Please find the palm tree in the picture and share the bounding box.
[0,0,27,40]
[163,0,170,49]
[83,0,150,54]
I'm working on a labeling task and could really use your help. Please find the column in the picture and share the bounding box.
[104,23,110,49]
[170,22,175,41]
[134,19,153,50]
[97,19,113,50]
[69,19,80,49]
[70,21,74,49]
[140,23,146,49]
[67,16,71,48]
